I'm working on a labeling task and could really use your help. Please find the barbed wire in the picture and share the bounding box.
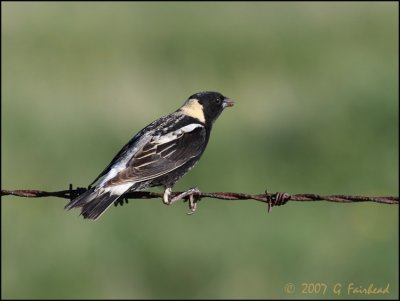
[1,185,398,213]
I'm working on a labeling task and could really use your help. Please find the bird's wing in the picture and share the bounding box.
[104,123,207,186]
[89,132,148,187]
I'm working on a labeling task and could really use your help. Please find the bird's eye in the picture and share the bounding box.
[215,98,222,105]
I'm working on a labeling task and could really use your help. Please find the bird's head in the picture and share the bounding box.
[180,91,234,125]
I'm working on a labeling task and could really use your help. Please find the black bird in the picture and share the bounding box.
[65,91,234,220]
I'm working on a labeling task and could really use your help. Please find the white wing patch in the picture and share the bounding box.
[102,182,133,196]
[153,123,204,145]
[180,123,204,133]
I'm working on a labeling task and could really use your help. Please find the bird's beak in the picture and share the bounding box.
[223,98,235,108]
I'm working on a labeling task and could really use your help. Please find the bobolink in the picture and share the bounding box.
[65,91,234,220]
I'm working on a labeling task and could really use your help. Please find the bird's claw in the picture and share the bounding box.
[163,187,201,215]
[186,189,200,215]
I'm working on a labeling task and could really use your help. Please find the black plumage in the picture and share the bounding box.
[65,91,234,220]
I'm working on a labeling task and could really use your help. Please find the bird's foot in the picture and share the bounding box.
[265,189,290,213]
[162,187,201,214]
[162,187,172,205]
[186,189,201,215]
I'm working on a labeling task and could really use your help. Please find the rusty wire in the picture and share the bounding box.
[1,186,398,213]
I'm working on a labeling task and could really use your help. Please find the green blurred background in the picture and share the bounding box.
[2,2,398,299]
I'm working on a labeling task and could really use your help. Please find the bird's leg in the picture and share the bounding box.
[186,193,198,215]
[162,187,172,205]
[162,186,201,208]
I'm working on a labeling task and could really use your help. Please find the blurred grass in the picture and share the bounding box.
[2,2,398,299]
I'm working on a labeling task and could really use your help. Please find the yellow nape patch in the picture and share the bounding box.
[180,99,205,123]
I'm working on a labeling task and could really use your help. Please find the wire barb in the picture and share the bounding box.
[265,190,291,213]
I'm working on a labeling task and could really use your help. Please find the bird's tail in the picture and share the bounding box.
[65,185,131,220]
